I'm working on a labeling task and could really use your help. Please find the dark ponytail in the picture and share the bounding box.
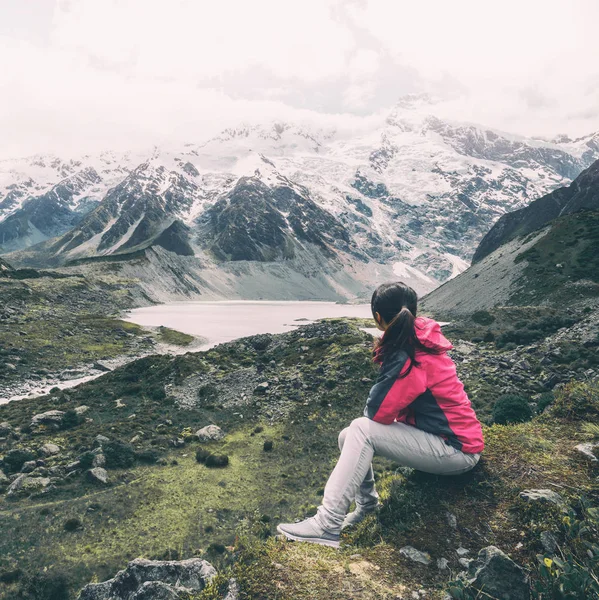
[371,281,441,377]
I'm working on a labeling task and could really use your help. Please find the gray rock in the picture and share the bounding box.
[30,410,65,429]
[87,468,108,484]
[21,460,37,473]
[40,443,61,457]
[92,454,106,468]
[437,558,449,570]
[129,581,179,600]
[95,435,110,446]
[75,405,90,415]
[77,558,217,600]
[520,489,568,511]
[400,546,431,565]
[0,422,13,436]
[0,469,9,486]
[93,361,112,373]
[253,382,269,395]
[575,442,599,462]
[7,474,51,497]
[456,547,470,557]
[446,512,458,529]
[223,578,239,600]
[196,425,225,442]
[540,530,559,553]
[464,546,529,600]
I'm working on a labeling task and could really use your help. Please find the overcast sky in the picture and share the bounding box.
[1,0,598,158]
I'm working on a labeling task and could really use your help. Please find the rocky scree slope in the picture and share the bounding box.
[3,96,599,287]
[0,319,597,599]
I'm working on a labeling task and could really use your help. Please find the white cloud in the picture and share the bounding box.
[0,0,597,158]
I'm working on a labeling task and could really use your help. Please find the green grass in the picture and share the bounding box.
[157,326,195,346]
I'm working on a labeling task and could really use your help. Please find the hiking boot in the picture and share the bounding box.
[342,504,379,530]
[276,516,340,548]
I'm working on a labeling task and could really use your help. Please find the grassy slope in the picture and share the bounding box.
[0,320,597,599]
[511,210,599,305]
[0,273,156,388]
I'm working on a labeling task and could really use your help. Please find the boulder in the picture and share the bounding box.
[30,410,65,430]
[196,425,225,442]
[520,489,568,512]
[76,558,218,600]
[7,474,51,497]
[129,581,179,600]
[75,405,90,415]
[399,546,431,565]
[95,435,110,446]
[87,468,108,484]
[253,382,269,396]
[464,546,529,600]
[40,443,61,457]
[20,460,37,473]
[574,442,599,462]
[0,469,9,487]
[92,454,106,468]
[0,422,13,436]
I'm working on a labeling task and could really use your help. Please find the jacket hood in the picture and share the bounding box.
[374,316,452,363]
[414,317,453,351]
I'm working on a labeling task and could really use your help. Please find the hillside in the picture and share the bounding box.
[3,96,599,297]
[0,319,597,599]
[473,159,599,263]
[421,158,599,318]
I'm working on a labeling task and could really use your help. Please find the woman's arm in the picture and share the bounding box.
[364,350,427,424]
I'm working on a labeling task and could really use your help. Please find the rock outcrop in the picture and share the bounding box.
[76,558,238,600]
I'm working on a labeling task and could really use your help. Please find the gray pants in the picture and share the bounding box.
[315,416,480,533]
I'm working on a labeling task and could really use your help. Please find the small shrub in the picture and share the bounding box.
[536,392,555,414]
[205,454,229,468]
[492,394,533,425]
[135,449,160,464]
[534,503,599,599]
[198,384,218,401]
[207,542,226,554]
[16,570,70,600]
[78,452,95,470]
[0,569,21,584]
[103,440,135,469]
[551,381,599,421]
[63,518,82,532]
[196,448,211,463]
[483,330,495,342]
[2,448,36,474]
[472,310,495,325]
[263,441,274,452]
[60,410,82,430]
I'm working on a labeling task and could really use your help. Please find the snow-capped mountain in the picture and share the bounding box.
[2,95,599,298]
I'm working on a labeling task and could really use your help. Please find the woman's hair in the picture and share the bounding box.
[371,281,441,377]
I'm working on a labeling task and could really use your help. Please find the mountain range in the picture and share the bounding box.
[2,94,599,300]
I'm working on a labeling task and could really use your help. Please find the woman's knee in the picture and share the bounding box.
[350,416,371,431]
[338,427,348,450]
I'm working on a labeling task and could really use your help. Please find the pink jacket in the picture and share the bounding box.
[364,317,484,454]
